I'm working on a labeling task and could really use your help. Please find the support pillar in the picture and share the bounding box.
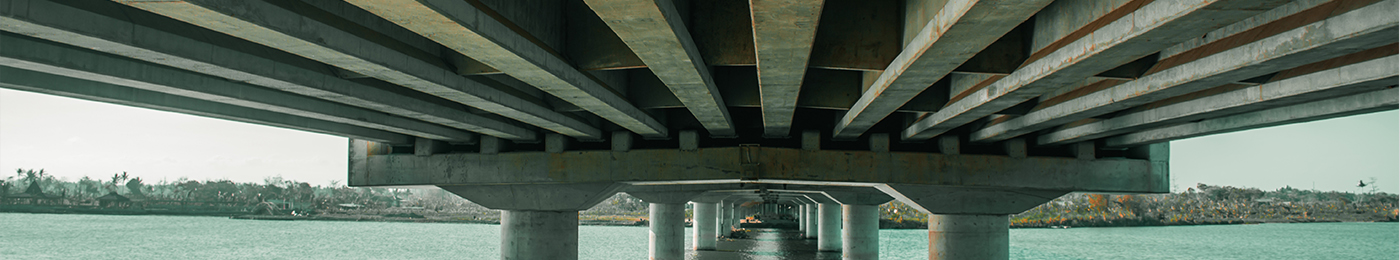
[843,204,879,260]
[798,204,808,233]
[692,202,718,250]
[501,210,577,260]
[805,204,818,238]
[929,214,1009,260]
[817,203,842,251]
[439,183,621,260]
[649,203,686,260]
[715,200,728,237]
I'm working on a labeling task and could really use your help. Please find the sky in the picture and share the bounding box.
[1,88,1397,193]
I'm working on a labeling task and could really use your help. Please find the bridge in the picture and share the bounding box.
[1,0,1395,259]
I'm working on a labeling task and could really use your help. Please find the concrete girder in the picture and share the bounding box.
[437,182,624,211]
[902,0,1294,141]
[832,0,1052,139]
[0,0,544,142]
[110,0,604,139]
[349,146,1164,194]
[0,67,411,144]
[581,0,733,137]
[346,0,670,139]
[751,0,824,137]
[0,34,480,142]
[823,190,894,205]
[1105,88,1399,148]
[1037,54,1398,146]
[878,184,1068,215]
[974,1,1400,145]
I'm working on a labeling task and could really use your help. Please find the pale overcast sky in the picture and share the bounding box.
[1,88,1396,193]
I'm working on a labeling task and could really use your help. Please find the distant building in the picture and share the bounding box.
[96,192,131,207]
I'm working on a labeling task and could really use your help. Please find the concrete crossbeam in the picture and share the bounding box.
[832,0,1052,139]
[581,0,732,137]
[347,0,669,138]
[974,2,1400,144]
[110,0,603,139]
[1037,55,1397,145]
[903,0,1293,141]
[1105,88,1399,148]
[751,0,824,137]
[0,67,412,144]
[0,0,535,141]
[349,146,1163,194]
[0,34,478,142]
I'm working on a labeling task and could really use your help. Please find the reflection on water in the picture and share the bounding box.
[688,228,840,260]
[1,213,1395,259]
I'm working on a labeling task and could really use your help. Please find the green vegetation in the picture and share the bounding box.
[4,168,1394,228]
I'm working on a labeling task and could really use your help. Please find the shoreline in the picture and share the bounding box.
[6,208,1391,229]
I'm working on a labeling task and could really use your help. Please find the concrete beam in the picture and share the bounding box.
[582,0,733,137]
[0,34,478,142]
[903,0,1294,141]
[350,147,1163,194]
[832,0,1052,139]
[974,2,1400,144]
[347,0,669,138]
[879,184,1068,215]
[438,183,623,211]
[751,0,824,137]
[110,0,604,139]
[0,0,531,141]
[1038,54,1397,145]
[1105,88,1399,148]
[0,66,412,144]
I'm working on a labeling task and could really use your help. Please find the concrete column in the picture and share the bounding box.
[805,204,818,238]
[798,204,808,232]
[649,203,687,260]
[843,204,879,260]
[817,203,842,251]
[501,210,577,260]
[715,201,728,237]
[692,202,718,250]
[929,214,1009,260]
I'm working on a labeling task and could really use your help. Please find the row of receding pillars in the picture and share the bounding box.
[499,195,1007,260]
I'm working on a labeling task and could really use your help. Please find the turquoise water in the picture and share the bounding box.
[1,213,1395,259]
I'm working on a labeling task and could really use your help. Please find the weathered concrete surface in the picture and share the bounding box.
[437,183,621,211]
[0,0,525,141]
[1038,54,1397,145]
[929,214,1009,260]
[581,0,732,137]
[841,204,879,260]
[975,1,1400,144]
[751,0,823,137]
[109,0,603,139]
[1106,88,1399,148]
[0,34,478,142]
[816,203,842,252]
[350,147,1161,193]
[805,203,818,238]
[649,203,686,260]
[833,0,1052,139]
[346,0,669,139]
[501,210,579,260]
[904,0,1294,141]
[0,66,411,144]
[692,202,718,250]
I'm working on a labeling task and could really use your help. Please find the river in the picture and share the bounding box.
[1,213,1394,259]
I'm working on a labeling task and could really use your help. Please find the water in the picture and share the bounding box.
[1,213,1395,259]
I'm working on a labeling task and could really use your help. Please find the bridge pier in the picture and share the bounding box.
[842,205,881,259]
[692,202,718,250]
[817,203,842,251]
[628,191,701,260]
[928,214,1009,260]
[501,210,578,260]
[805,204,818,238]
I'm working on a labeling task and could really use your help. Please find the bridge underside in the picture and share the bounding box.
[3,0,1397,259]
